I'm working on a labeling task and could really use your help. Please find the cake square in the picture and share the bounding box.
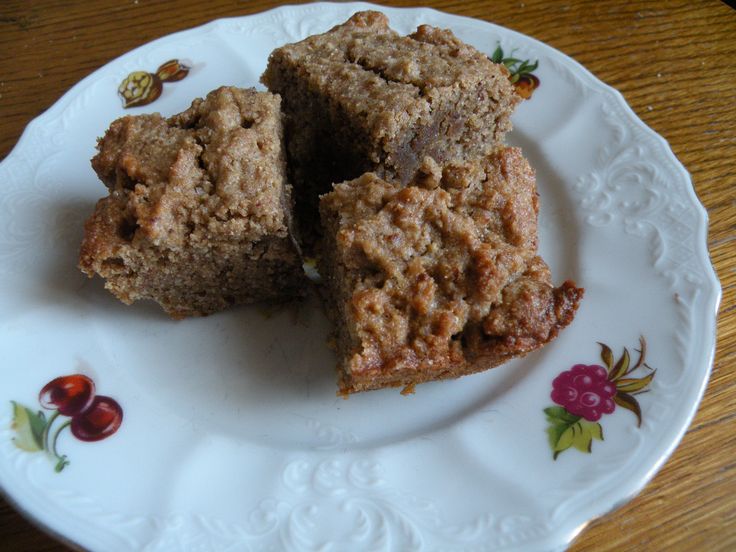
[79,86,304,318]
[262,10,520,241]
[319,148,583,394]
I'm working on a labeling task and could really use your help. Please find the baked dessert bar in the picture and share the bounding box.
[262,10,520,241]
[79,86,304,318]
[319,148,583,393]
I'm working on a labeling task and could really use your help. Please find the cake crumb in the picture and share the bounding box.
[79,86,304,318]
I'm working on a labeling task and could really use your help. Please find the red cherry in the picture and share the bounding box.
[39,375,95,416]
[71,396,123,442]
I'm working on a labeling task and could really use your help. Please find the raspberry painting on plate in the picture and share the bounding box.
[545,338,656,459]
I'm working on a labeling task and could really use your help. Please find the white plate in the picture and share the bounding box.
[0,3,720,551]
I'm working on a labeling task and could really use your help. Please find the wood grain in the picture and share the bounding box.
[0,0,734,550]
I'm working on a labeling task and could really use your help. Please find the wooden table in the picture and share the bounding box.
[1,1,733,550]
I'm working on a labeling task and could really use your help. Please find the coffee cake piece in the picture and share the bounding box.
[262,10,520,241]
[319,148,583,394]
[79,86,304,318]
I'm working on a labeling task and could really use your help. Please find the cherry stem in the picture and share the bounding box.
[41,410,61,454]
[50,420,71,464]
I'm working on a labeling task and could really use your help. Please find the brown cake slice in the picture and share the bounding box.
[319,148,583,394]
[79,86,304,318]
[262,10,520,242]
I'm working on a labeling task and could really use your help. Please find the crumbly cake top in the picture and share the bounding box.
[264,11,517,156]
[321,147,550,374]
[91,86,290,249]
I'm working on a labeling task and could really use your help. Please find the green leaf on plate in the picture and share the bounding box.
[587,420,604,441]
[545,407,585,459]
[546,420,567,453]
[556,424,575,452]
[544,406,581,425]
[610,347,630,381]
[519,59,539,73]
[10,401,47,452]
[614,391,642,427]
[616,370,656,393]
[599,342,614,371]
[54,455,69,473]
[546,408,603,459]
[491,45,503,63]
[571,420,604,452]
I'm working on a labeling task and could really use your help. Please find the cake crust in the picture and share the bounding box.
[319,148,583,394]
[79,86,304,318]
[262,10,520,244]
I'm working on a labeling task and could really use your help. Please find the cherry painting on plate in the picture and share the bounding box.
[10,374,123,472]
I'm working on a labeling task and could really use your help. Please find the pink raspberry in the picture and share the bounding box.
[551,364,616,421]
